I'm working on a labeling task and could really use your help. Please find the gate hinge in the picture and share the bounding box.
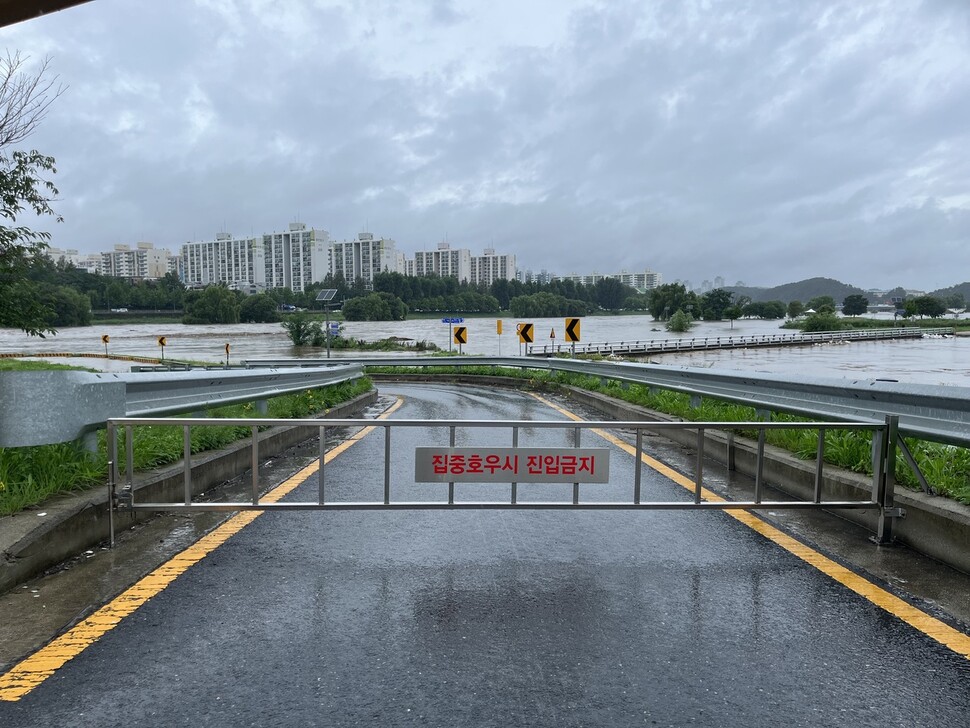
[883,507,905,519]
[116,488,134,510]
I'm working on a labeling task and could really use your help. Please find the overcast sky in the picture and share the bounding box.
[2,0,968,291]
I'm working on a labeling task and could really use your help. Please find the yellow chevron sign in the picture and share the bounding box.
[565,317,581,342]
[453,326,467,345]
[518,323,534,344]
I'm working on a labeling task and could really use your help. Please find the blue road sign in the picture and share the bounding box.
[441,317,464,324]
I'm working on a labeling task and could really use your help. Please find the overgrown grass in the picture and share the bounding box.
[0,377,373,516]
[367,365,970,505]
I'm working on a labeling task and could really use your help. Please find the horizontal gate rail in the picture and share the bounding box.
[107,415,896,546]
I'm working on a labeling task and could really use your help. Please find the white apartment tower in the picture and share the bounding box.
[181,233,266,291]
[469,248,516,286]
[100,242,172,280]
[413,243,472,282]
[329,232,399,288]
[262,223,329,292]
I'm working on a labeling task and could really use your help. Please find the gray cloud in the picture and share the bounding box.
[1,0,968,291]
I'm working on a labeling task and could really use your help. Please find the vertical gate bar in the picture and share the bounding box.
[384,425,391,505]
[727,432,736,471]
[573,426,581,505]
[511,426,519,504]
[448,425,456,505]
[871,420,886,504]
[875,416,899,545]
[183,425,192,506]
[754,428,766,503]
[125,424,134,493]
[694,428,705,504]
[251,425,259,506]
[107,422,116,549]
[813,428,826,503]
[318,426,326,505]
[634,428,643,505]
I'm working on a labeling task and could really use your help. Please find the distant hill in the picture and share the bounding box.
[929,282,970,303]
[724,277,866,304]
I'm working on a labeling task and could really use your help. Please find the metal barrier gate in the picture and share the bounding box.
[107,415,900,546]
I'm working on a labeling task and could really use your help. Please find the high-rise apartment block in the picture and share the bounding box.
[554,269,661,292]
[329,233,399,288]
[100,242,173,280]
[413,243,472,281]
[262,223,329,292]
[181,224,329,293]
[470,248,516,287]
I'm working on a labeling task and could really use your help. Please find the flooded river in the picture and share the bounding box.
[1,314,967,387]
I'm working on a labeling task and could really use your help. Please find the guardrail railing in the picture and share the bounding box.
[107,415,901,546]
[0,364,364,448]
[528,327,953,357]
[245,355,970,449]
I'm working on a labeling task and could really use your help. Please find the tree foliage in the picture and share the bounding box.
[700,288,734,320]
[182,285,241,325]
[841,294,868,316]
[342,292,408,321]
[0,53,64,336]
[665,309,695,333]
[648,283,698,320]
[239,293,281,323]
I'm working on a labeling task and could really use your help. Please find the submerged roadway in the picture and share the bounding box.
[1,382,969,726]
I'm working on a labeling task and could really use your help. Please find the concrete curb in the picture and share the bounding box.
[0,390,377,596]
[557,386,970,575]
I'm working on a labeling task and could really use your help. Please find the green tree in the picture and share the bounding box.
[700,288,733,320]
[841,294,868,316]
[240,293,281,323]
[806,295,836,314]
[786,300,804,319]
[913,295,946,318]
[648,283,697,320]
[803,312,843,332]
[724,305,742,328]
[665,309,695,333]
[281,313,325,346]
[342,292,407,321]
[0,53,63,336]
[593,278,633,311]
[182,285,241,325]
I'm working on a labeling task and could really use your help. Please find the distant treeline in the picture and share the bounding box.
[11,258,961,330]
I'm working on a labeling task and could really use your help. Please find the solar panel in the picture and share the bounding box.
[316,289,338,301]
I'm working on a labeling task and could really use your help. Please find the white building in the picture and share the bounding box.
[262,223,330,292]
[181,233,266,291]
[100,242,173,280]
[554,269,662,292]
[469,248,516,286]
[413,243,472,281]
[181,224,332,292]
[329,232,400,288]
[45,246,101,274]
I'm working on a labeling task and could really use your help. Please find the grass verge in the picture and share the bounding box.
[0,378,373,516]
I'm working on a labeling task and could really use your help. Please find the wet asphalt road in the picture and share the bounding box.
[2,383,969,727]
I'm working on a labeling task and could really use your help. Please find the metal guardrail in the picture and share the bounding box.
[245,355,970,448]
[0,364,364,448]
[107,415,901,546]
[528,327,952,357]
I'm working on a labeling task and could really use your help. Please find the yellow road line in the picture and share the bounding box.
[528,392,970,661]
[0,398,404,702]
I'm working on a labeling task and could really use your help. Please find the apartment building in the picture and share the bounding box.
[100,242,173,280]
[554,269,662,292]
[181,233,266,290]
[329,232,399,288]
[469,248,516,286]
[413,243,472,282]
[262,223,330,292]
